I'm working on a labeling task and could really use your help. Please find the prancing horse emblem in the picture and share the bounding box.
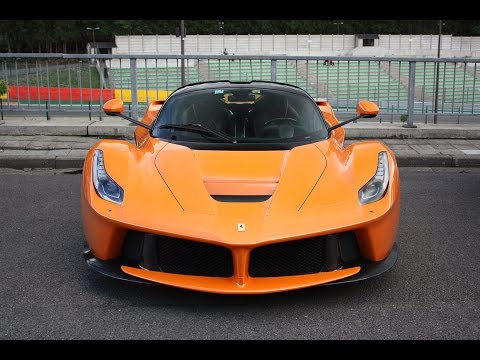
[237,223,246,232]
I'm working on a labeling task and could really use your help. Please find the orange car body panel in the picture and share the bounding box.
[317,100,345,147]
[121,266,361,294]
[134,100,163,147]
[81,97,400,294]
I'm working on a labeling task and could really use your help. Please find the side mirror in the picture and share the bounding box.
[102,98,152,130]
[103,98,124,116]
[357,100,379,118]
[327,100,380,134]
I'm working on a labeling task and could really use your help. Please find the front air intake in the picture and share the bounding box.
[249,237,326,277]
[122,231,233,277]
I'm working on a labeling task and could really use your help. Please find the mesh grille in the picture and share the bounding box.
[249,237,326,277]
[156,236,233,277]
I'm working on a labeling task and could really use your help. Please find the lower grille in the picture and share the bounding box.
[249,237,326,277]
[155,237,233,277]
[123,231,358,279]
[122,231,233,277]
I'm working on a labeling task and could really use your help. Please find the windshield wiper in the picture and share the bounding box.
[158,123,237,143]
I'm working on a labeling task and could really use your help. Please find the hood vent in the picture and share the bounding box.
[211,195,271,203]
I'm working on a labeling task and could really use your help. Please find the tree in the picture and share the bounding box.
[2,20,480,53]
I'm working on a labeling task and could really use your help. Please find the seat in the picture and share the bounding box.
[248,95,299,138]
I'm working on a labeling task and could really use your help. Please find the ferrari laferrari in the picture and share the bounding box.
[82,81,400,294]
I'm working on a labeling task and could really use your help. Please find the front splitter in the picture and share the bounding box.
[83,242,398,293]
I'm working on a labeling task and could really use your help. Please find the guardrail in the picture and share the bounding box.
[1,53,480,125]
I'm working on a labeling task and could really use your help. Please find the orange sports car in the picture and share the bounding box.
[81,81,400,294]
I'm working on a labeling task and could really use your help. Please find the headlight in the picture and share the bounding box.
[92,149,124,204]
[358,151,389,205]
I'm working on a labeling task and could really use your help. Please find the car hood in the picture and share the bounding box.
[155,142,327,215]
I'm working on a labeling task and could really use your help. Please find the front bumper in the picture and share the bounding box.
[83,242,397,294]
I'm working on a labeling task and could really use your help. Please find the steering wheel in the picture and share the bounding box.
[264,117,299,126]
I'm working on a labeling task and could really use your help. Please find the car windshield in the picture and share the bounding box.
[151,86,329,145]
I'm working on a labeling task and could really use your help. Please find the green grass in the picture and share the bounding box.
[110,67,201,90]
[13,63,101,88]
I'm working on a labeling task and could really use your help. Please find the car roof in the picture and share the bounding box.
[170,80,310,97]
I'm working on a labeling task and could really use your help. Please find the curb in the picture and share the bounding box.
[0,156,85,170]
[396,155,454,167]
[2,120,480,140]
[345,128,480,140]
[0,124,89,136]
[0,121,136,138]
[396,155,480,167]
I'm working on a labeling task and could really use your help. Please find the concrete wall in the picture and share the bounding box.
[113,34,480,57]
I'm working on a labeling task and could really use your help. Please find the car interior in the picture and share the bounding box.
[154,87,326,142]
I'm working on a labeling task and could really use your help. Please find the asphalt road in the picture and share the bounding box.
[0,167,479,340]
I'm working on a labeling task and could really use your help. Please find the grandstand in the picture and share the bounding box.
[303,60,409,110]
[111,34,480,57]
[102,34,480,116]
[108,59,319,99]
[3,33,480,121]
[205,59,317,95]
[395,62,480,107]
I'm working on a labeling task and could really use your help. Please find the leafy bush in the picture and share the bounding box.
[0,80,7,97]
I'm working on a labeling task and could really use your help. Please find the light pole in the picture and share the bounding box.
[333,21,343,35]
[433,20,443,124]
[86,27,100,54]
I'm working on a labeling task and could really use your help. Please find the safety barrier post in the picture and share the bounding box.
[404,60,417,128]
[130,58,138,119]
[271,59,277,82]
[0,98,4,123]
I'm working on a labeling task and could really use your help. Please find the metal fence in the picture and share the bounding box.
[1,53,480,125]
